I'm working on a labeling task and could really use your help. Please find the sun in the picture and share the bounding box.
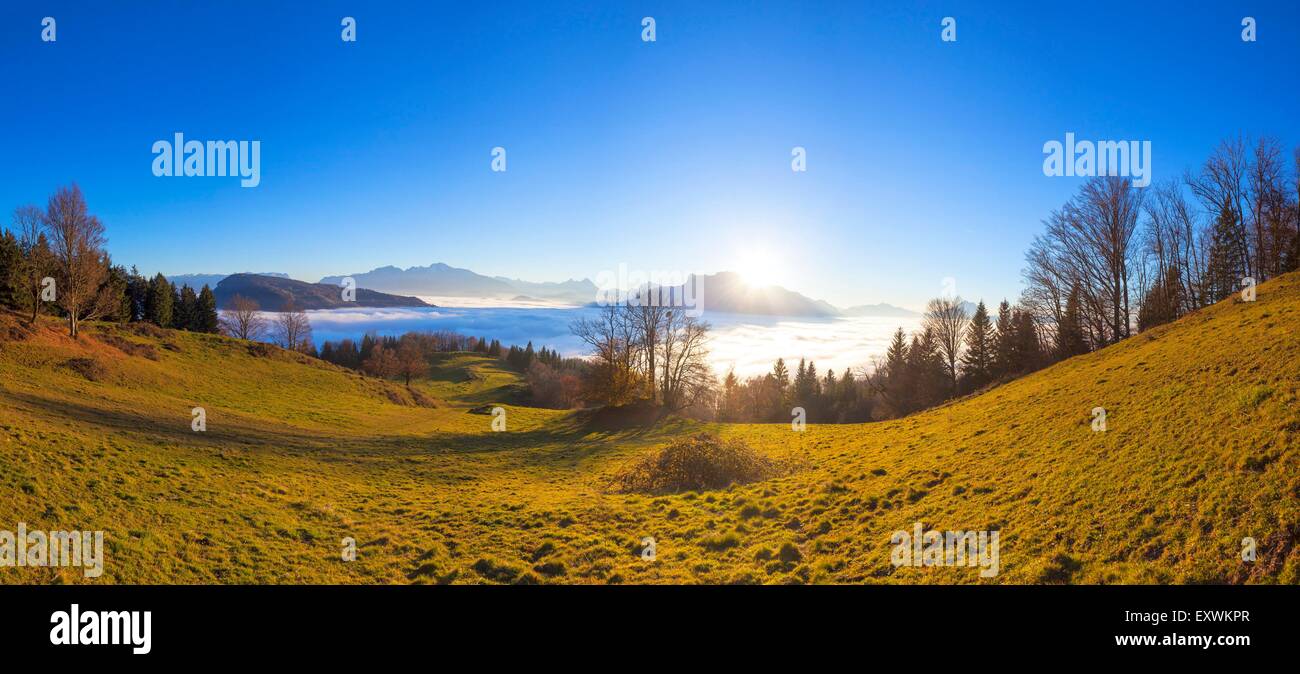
[733,246,783,288]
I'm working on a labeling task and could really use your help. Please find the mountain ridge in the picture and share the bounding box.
[214,273,432,311]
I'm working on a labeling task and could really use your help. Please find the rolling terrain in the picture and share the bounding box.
[1,272,1297,584]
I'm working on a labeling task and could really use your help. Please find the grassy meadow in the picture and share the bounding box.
[1,272,1298,585]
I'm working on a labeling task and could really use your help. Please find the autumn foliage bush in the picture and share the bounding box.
[612,433,786,494]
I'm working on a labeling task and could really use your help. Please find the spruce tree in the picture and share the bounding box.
[0,230,21,310]
[146,274,174,327]
[959,300,995,390]
[196,285,220,333]
[992,300,1015,378]
[126,266,148,321]
[904,328,943,411]
[174,285,198,330]
[1056,284,1089,358]
[1203,206,1247,303]
[107,265,132,322]
[880,327,911,416]
[1011,309,1042,373]
[768,357,789,412]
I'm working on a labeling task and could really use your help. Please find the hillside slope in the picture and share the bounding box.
[1,272,1297,584]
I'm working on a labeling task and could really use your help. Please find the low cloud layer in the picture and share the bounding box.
[306,307,922,379]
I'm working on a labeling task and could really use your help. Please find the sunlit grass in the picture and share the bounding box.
[1,272,1298,584]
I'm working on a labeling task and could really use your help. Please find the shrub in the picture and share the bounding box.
[95,333,158,360]
[611,433,788,494]
[65,358,106,381]
[700,532,741,551]
[533,561,566,577]
[472,557,521,583]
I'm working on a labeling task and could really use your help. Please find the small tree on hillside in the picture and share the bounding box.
[13,206,54,323]
[992,300,1015,379]
[0,230,20,310]
[959,300,995,391]
[924,296,969,395]
[873,327,911,417]
[174,284,198,330]
[221,293,265,340]
[1056,283,1089,358]
[273,302,312,352]
[196,285,220,333]
[362,345,399,379]
[395,336,428,386]
[44,185,116,337]
[146,273,174,327]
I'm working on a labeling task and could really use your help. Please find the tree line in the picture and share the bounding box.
[570,300,713,411]
[567,134,1300,424]
[1023,135,1300,347]
[0,184,220,336]
[318,330,589,408]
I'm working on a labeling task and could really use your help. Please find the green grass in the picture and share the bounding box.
[2,271,1298,584]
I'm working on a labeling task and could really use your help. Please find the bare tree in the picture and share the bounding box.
[657,310,713,410]
[571,305,642,406]
[1143,179,1205,313]
[1188,137,1251,280]
[362,345,399,379]
[12,205,51,323]
[1021,232,1070,336]
[220,294,266,340]
[395,334,429,386]
[272,301,313,351]
[43,185,114,337]
[1245,137,1294,280]
[923,297,969,394]
[1080,176,1143,341]
[628,290,670,402]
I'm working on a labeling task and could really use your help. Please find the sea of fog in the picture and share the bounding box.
[305,301,921,379]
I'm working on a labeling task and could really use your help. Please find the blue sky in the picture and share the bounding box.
[2,1,1297,309]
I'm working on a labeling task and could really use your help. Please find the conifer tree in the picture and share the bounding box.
[992,300,1015,378]
[0,230,20,310]
[145,273,173,327]
[1056,284,1089,358]
[905,328,944,410]
[125,266,148,321]
[772,358,790,396]
[879,327,911,416]
[959,300,995,391]
[1203,206,1246,303]
[196,285,220,333]
[1011,309,1042,373]
[174,285,198,330]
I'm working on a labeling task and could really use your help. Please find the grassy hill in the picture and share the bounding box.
[1,272,1297,584]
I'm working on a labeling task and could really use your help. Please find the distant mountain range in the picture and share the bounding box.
[178,264,923,317]
[604,271,841,317]
[312,263,920,318]
[169,272,289,290]
[213,273,430,311]
[841,302,922,318]
[318,263,598,304]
